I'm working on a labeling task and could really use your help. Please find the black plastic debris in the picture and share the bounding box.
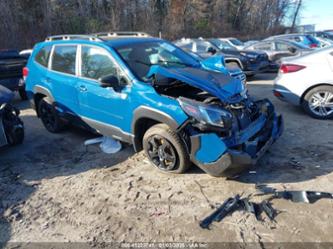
[199,187,333,229]
[200,195,240,229]
[199,196,278,229]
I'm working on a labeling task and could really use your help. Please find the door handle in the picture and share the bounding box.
[79,85,87,92]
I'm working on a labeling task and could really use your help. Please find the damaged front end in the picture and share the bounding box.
[186,98,283,176]
[148,66,283,177]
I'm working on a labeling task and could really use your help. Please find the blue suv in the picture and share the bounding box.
[25,33,283,177]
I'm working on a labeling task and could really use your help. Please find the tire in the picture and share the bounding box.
[38,97,66,133]
[18,89,28,100]
[2,105,24,145]
[302,85,333,119]
[6,124,24,145]
[143,123,191,174]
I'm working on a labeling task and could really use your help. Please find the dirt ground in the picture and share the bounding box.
[1,74,333,248]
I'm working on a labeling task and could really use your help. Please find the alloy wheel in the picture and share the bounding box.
[308,91,333,117]
[147,135,177,171]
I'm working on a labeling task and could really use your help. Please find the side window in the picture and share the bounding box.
[35,46,52,67]
[81,46,119,80]
[254,42,272,50]
[276,42,291,51]
[51,45,77,75]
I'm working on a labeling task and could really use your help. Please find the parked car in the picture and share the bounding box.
[25,33,283,176]
[0,49,28,100]
[217,38,245,50]
[306,31,333,41]
[175,38,270,77]
[0,85,24,148]
[265,34,320,48]
[274,46,333,119]
[244,39,312,64]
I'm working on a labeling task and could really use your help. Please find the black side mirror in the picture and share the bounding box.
[207,47,217,55]
[288,47,297,53]
[99,75,120,88]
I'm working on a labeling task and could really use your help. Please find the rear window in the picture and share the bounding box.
[51,45,77,75]
[35,46,52,67]
[230,39,243,46]
[305,35,318,44]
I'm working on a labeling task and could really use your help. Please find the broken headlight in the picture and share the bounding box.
[178,97,233,129]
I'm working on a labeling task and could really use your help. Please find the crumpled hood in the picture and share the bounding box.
[146,66,245,103]
[0,85,14,105]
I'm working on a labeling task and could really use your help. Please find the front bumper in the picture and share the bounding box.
[243,63,270,75]
[190,113,283,177]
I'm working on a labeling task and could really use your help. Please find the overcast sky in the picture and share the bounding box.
[300,0,333,30]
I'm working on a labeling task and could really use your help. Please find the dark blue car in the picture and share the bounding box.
[25,33,283,176]
[0,85,24,147]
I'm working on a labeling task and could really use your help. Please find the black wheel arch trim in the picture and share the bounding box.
[131,106,184,152]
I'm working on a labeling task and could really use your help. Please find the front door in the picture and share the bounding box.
[77,45,132,141]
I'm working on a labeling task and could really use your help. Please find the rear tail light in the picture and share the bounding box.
[310,43,318,48]
[280,64,306,74]
[23,67,29,80]
[273,90,283,98]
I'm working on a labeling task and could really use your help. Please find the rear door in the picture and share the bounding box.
[48,45,80,114]
[76,45,132,139]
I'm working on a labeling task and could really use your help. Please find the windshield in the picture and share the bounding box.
[230,39,244,46]
[114,41,201,81]
[305,35,319,44]
[210,39,236,50]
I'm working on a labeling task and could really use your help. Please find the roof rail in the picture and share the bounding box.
[95,31,151,38]
[45,35,103,42]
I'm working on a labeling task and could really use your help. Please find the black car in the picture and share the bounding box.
[175,38,270,77]
[0,85,24,148]
[0,50,28,100]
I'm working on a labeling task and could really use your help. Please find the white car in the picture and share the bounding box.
[218,38,245,50]
[274,46,333,119]
[315,37,333,48]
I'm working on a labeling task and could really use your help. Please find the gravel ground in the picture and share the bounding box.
[1,74,332,248]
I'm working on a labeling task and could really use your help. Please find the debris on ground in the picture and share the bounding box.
[200,188,333,230]
[84,136,122,154]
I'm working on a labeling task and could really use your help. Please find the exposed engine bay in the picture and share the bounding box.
[153,78,269,133]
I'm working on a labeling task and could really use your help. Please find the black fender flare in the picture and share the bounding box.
[131,106,182,152]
